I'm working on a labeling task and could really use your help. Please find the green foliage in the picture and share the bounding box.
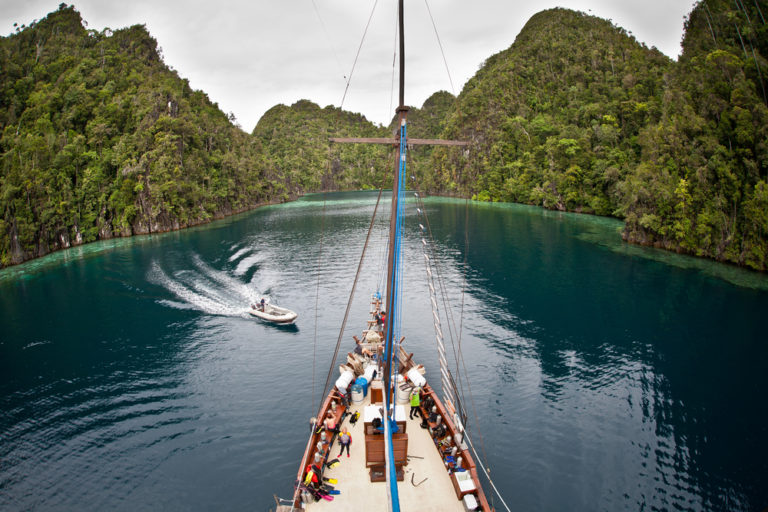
[2,2,767,272]
[432,7,671,219]
[619,0,768,269]
[392,91,459,193]
[426,5,767,270]
[252,100,390,193]
[1,5,271,265]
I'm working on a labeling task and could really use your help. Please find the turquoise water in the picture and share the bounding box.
[1,191,767,511]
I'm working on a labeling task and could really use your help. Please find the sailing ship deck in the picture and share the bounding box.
[278,1,497,510]
[306,392,467,512]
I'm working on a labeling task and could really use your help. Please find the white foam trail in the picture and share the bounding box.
[149,263,234,315]
[228,246,251,263]
[234,253,266,277]
[22,340,52,350]
[156,299,197,311]
[192,255,256,304]
[249,270,276,299]
[148,260,256,317]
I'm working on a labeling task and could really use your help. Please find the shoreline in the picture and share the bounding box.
[0,197,291,272]
[2,190,765,276]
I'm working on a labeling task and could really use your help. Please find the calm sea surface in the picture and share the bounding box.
[1,191,767,511]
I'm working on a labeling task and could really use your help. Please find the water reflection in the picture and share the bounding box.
[1,193,766,511]
[426,197,768,511]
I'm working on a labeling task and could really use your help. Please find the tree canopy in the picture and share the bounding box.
[0,5,269,265]
[2,2,766,271]
[427,4,767,270]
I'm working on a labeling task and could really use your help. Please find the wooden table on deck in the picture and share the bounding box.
[363,404,407,434]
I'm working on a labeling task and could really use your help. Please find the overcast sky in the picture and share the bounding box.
[2,0,697,131]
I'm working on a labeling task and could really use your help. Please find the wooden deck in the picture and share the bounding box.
[290,296,491,511]
[305,391,467,512]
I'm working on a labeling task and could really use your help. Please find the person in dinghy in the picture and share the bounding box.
[250,298,267,312]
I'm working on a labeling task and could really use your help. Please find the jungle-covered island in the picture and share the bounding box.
[1,1,766,270]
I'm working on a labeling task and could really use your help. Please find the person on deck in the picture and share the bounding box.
[259,298,266,311]
[338,429,352,457]
[315,440,327,458]
[354,338,373,357]
[324,411,338,433]
[409,387,422,419]
[428,405,439,424]
[338,381,351,407]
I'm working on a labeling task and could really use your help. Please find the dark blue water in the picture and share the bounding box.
[2,191,767,512]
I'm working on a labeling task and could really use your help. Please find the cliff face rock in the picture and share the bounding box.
[0,5,268,267]
[2,2,766,271]
[618,0,768,269]
[8,222,24,265]
[429,4,767,270]
[253,100,390,193]
[431,7,671,204]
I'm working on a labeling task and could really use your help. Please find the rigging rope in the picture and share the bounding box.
[423,0,456,95]
[449,201,494,489]
[411,184,499,510]
[383,118,409,512]
[394,126,407,344]
[755,0,766,24]
[377,150,402,296]
[457,198,469,380]
[702,0,767,103]
[411,0,476,420]
[315,186,384,421]
[389,5,399,124]
[340,0,380,111]
[731,0,768,102]
[464,432,513,512]
[418,221,457,411]
[413,194,469,420]
[311,194,327,415]
[310,0,346,83]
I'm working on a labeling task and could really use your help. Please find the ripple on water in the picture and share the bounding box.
[0,370,214,509]
[2,192,766,511]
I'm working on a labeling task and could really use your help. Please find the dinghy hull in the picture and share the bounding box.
[248,305,298,324]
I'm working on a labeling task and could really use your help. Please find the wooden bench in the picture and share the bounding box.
[364,432,408,482]
[364,433,408,466]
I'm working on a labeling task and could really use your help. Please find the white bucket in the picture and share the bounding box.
[395,374,409,404]
[351,384,364,404]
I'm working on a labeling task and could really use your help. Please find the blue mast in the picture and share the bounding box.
[384,111,408,512]
[382,1,407,510]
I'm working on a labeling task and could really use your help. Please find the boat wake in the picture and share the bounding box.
[148,254,268,317]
